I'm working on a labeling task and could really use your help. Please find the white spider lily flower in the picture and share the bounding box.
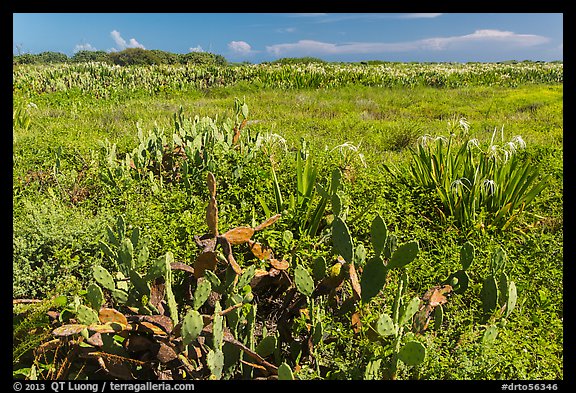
[459,117,470,133]
[482,179,498,196]
[450,178,471,194]
[511,135,526,149]
[467,138,481,150]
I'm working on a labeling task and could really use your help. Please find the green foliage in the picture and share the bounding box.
[12,73,562,380]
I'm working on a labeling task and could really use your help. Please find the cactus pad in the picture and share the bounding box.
[376,313,396,337]
[312,256,327,280]
[278,363,294,380]
[294,265,314,297]
[181,309,204,345]
[360,256,387,303]
[76,305,100,325]
[85,283,104,311]
[255,335,277,357]
[207,349,224,379]
[193,278,212,310]
[222,226,254,245]
[460,241,475,270]
[92,265,116,291]
[481,275,499,314]
[398,341,426,366]
[399,296,421,327]
[505,281,517,319]
[332,217,354,263]
[388,241,419,269]
[370,214,388,257]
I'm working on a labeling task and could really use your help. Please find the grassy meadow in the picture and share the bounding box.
[13,62,563,380]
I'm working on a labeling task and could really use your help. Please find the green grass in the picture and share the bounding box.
[13,69,562,380]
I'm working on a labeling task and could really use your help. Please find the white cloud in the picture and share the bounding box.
[399,13,443,19]
[189,45,204,52]
[266,29,549,56]
[277,27,296,33]
[419,29,549,50]
[228,40,253,55]
[74,43,97,53]
[110,30,145,50]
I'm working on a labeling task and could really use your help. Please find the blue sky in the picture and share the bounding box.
[13,13,563,63]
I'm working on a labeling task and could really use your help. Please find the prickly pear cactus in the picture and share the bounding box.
[312,256,327,280]
[181,309,204,346]
[213,301,224,351]
[85,283,104,311]
[370,214,388,257]
[163,251,179,324]
[387,241,419,269]
[376,313,396,337]
[92,265,115,291]
[332,217,354,264]
[360,256,387,303]
[398,341,426,366]
[237,264,257,290]
[399,296,421,327]
[278,362,294,380]
[481,275,499,314]
[505,281,517,319]
[294,265,314,297]
[193,278,212,310]
[76,305,99,325]
[207,349,224,379]
[255,335,277,357]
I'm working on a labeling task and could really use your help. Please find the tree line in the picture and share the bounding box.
[12,48,228,66]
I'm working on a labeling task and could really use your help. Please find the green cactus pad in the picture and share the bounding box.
[129,270,150,298]
[278,363,294,380]
[481,275,499,314]
[181,309,204,346]
[255,335,277,357]
[370,214,388,257]
[399,296,421,326]
[460,241,475,270]
[360,256,388,303]
[237,264,257,290]
[388,241,420,269]
[398,341,426,366]
[85,283,104,311]
[76,305,100,325]
[213,301,224,350]
[130,227,140,249]
[207,349,224,379]
[332,217,354,264]
[498,272,509,307]
[92,265,116,291]
[118,238,134,273]
[111,289,129,304]
[354,243,367,267]
[192,278,211,310]
[204,269,222,291]
[376,313,396,337]
[294,265,314,297]
[490,247,507,276]
[383,234,397,260]
[434,304,444,330]
[505,281,517,319]
[115,271,128,292]
[312,256,327,280]
[99,240,117,261]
